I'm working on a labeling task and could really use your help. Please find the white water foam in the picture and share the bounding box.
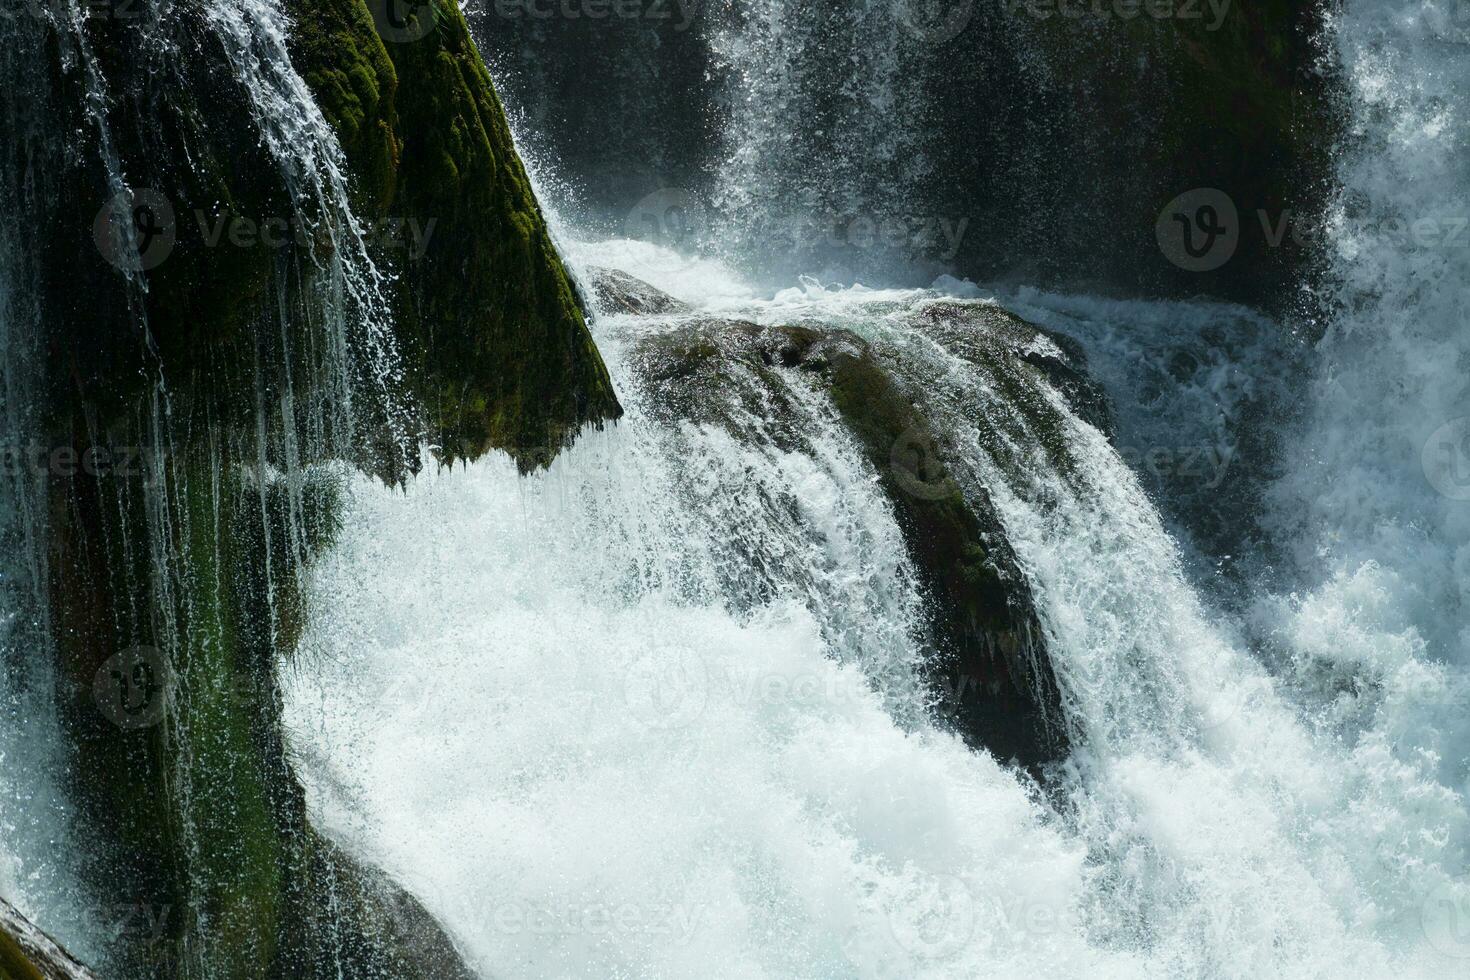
[280,0,1470,974]
[282,236,1464,977]
[281,328,1116,977]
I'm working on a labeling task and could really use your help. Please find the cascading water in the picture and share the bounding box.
[706,1,932,282]
[0,6,88,950]
[0,0,417,972]
[5,0,1470,977]
[272,2,1470,978]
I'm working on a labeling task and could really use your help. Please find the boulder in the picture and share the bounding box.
[599,270,1091,768]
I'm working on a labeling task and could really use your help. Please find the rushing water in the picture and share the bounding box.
[277,3,1470,978]
[4,0,1470,976]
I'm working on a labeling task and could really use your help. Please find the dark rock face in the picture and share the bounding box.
[599,270,1087,769]
[473,2,1339,311]
[290,0,624,469]
[0,898,97,980]
[587,267,694,316]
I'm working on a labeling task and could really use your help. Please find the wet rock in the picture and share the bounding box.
[0,897,97,980]
[606,273,1080,769]
[588,267,694,316]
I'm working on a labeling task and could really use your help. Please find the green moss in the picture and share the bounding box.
[0,929,47,980]
[31,3,602,974]
[285,0,401,215]
[289,0,623,471]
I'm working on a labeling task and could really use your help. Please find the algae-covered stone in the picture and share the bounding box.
[0,897,97,980]
[601,270,1072,768]
[18,0,622,972]
[288,0,623,470]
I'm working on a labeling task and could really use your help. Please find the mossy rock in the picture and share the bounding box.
[288,0,623,470]
[46,441,474,979]
[606,271,1071,768]
[0,897,97,980]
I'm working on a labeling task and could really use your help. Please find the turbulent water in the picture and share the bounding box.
[4,0,1470,977]
[279,2,1470,978]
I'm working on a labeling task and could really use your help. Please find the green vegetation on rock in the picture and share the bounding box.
[288,0,623,469]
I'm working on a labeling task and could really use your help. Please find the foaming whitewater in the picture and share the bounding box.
[1269,1,1470,670]
[277,0,1470,976]
[282,280,1113,978]
[284,242,1463,976]
[1261,0,1470,954]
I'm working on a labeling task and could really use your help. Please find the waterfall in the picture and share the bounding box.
[706,1,932,282]
[0,7,89,953]
[1272,0,1470,660]
[279,269,1459,977]
[275,3,1470,978]
[0,0,416,971]
[6,0,1470,976]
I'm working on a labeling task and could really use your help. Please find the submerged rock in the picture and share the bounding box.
[598,270,1100,768]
